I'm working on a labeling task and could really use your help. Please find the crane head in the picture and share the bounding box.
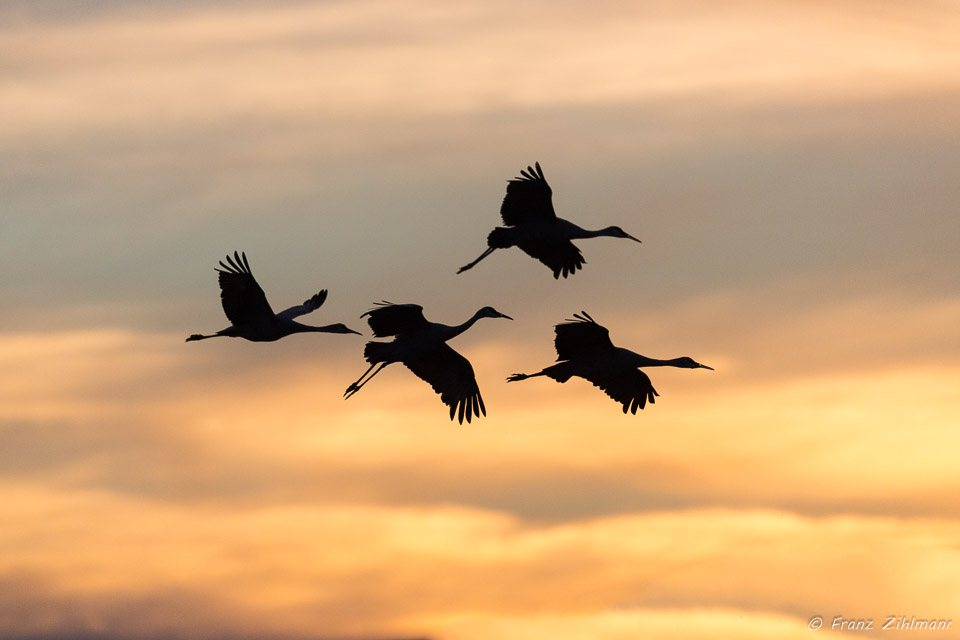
[478,306,513,321]
[604,226,642,243]
[678,356,713,370]
[322,323,363,335]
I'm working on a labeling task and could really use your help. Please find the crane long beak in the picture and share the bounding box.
[697,363,714,370]
[498,313,514,320]
[627,234,642,243]
[326,323,363,335]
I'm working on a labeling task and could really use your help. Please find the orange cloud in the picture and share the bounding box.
[2,284,958,638]
[1,483,958,639]
[3,280,959,520]
[6,0,960,146]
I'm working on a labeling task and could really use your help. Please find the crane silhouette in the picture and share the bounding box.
[457,162,641,278]
[507,312,712,413]
[186,251,361,342]
[344,302,513,424]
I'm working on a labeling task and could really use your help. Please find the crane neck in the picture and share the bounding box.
[553,218,619,239]
[278,320,359,337]
[440,310,486,341]
[292,321,335,334]
[569,224,617,239]
[633,355,688,368]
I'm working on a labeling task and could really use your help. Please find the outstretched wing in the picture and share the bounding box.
[517,239,585,279]
[500,162,557,226]
[586,367,659,415]
[404,344,486,424]
[362,302,429,337]
[215,251,275,325]
[277,289,328,320]
[554,312,615,361]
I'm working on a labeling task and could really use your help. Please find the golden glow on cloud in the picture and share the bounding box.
[3,1,960,638]
[1,285,959,637]
[0,330,183,420]
[436,608,821,640]
[2,484,958,639]
[6,0,960,144]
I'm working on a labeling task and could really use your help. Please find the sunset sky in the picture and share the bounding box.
[3,1,960,638]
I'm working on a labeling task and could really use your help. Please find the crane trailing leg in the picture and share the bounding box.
[186,327,239,341]
[457,228,514,274]
[344,341,396,399]
[506,362,572,384]
[344,362,388,399]
[457,247,496,274]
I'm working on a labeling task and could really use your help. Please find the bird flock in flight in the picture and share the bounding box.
[187,162,712,423]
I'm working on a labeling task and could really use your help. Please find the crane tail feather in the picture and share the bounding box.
[487,228,513,249]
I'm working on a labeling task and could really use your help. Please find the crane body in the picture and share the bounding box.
[345,303,512,424]
[458,162,641,278]
[186,251,360,342]
[508,312,711,414]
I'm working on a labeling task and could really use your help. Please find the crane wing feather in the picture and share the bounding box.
[215,251,276,326]
[276,289,328,320]
[553,313,615,360]
[362,302,429,337]
[586,368,659,415]
[500,162,557,226]
[404,344,485,424]
[517,239,585,279]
